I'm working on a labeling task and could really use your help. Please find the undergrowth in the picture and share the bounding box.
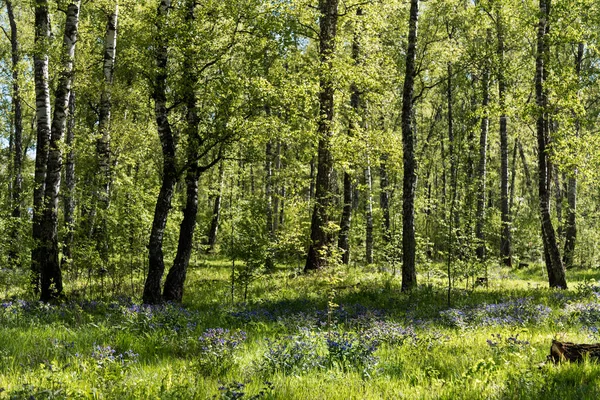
[1,262,600,399]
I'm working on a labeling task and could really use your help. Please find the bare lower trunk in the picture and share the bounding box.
[563,42,583,269]
[447,62,458,231]
[509,140,517,219]
[498,13,511,267]
[553,165,563,240]
[536,0,566,289]
[265,139,275,271]
[206,161,225,252]
[94,1,119,265]
[401,0,419,291]
[338,171,352,264]
[308,155,315,202]
[32,0,52,293]
[163,164,200,302]
[143,0,175,304]
[305,0,339,271]
[278,145,286,228]
[475,59,490,260]
[273,141,282,232]
[379,153,391,244]
[39,0,81,302]
[364,162,374,264]
[7,0,23,265]
[62,94,76,270]
[161,0,223,301]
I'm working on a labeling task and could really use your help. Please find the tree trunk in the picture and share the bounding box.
[563,42,583,269]
[338,8,363,265]
[6,0,23,266]
[163,162,200,302]
[400,0,419,291]
[265,139,275,270]
[304,0,339,271]
[553,164,563,240]
[475,57,490,260]
[535,0,567,289]
[308,155,315,202]
[273,141,282,232]
[278,144,286,228]
[31,0,53,293]
[94,1,119,265]
[162,0,223,302]
[338,171,352,264]
[498,12,511,267]
[447,61,458,230]
[143,0,176,304]
[364,161,374,264]
[379,153,391,244]
[62,94,76,271]
[39,0,81,302]
[517,140,532,194]
[509,140,518,218]
[206,160,225,253]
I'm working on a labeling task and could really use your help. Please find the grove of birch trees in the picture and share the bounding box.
[0,0,599,302]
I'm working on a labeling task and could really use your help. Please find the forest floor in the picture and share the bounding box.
[1,260,600,399]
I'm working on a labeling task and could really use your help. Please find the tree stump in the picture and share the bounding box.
[550,340,600,363]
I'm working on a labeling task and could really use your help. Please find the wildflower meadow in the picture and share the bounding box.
[1,261,600,399]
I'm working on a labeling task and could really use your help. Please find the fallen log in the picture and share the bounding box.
[549,340,600,363]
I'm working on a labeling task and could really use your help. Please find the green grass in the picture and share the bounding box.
[1,261,600,399]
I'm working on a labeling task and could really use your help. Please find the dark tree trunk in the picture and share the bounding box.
[31,0,53,293]
[379,153,391,244]
[447,62,458,228]
[364,162,374,264]
[400,0,419,291]
[304,0,339,271]
[563,42,583,269]
[535,0,567,289]
[94,2,119,265]
[498,13,511,267]
[265,139,275,271]
[338,8,363,265]
[143,0,176,304]
[206,161,225,253]
[475,58,490,260]
[553,164,563,239]
[273,141,282,232]
[509,140,518,219]
[163,163,201,302]
[517,140,532,191]
[62,94,76,270]
[6,0,23,266]
[338,171,352,264]
[277,144,286,228]
[308,155,315,202]
[162,0,223,301]
[39,0,81,302]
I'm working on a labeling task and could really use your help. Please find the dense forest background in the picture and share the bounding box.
[0,0,599,303]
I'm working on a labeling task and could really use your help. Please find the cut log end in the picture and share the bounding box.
[550,340,600,363]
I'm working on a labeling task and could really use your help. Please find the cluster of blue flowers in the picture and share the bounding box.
[230,303,387,330]
[262,329,324,374]
[122,302,200,333]
[196,328,247,375]
[91,344,138,367]
[326,331,379,374]
[440,298,552,328]
[565,302,600,326]
[363,320,418,345]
